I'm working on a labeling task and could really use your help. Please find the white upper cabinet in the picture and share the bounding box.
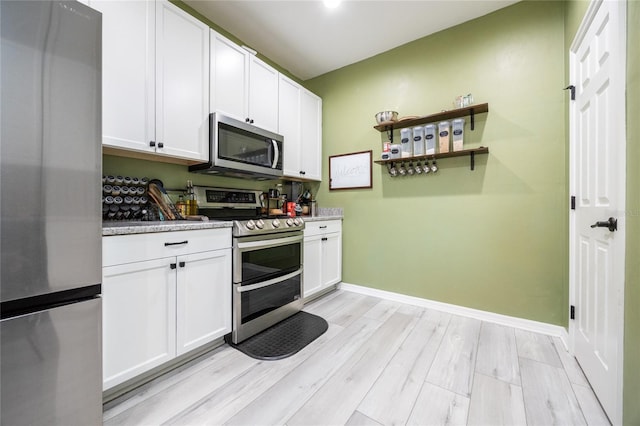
[93,0,209,162]
[155,1,210,161]
[278,74,322,181]
[247,56,279,133]
[211,31,279,133]
[299,89,322,181]
[279,75,302,178]
[91,0,155,154]
[210,31,248,123]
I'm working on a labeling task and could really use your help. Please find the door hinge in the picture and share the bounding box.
[564,85,576,100]
[571,195,576,210]
[570,305,575,320]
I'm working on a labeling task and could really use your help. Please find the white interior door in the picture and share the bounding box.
[569,1,626,424]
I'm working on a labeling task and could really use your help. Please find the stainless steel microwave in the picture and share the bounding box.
[189,113,283,179]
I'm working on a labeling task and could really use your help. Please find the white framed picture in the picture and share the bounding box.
[329,150,372,190]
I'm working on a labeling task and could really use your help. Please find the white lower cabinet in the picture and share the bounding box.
[303,220,342,298]
[102,229,231,390]
[176,249,231,356]
[102,258,176,391]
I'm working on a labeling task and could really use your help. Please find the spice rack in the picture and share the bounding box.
[102,175,150,220]
[374,103,489,171]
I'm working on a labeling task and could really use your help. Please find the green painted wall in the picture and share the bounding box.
[305,1,567,325]
[624,0,640,423]
[564,0,590,40]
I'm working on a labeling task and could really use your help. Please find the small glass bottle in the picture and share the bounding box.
[186,180,197,215]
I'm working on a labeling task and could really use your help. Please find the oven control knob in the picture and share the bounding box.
[272,218,281,228]
[293,218,302,226]
[286,218,294,227]
[255,219,265,229]
[245,220,256,230]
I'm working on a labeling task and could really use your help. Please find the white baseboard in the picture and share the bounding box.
[339,282,569,344]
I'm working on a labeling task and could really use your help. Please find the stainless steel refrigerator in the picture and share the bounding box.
[0,1,102,424]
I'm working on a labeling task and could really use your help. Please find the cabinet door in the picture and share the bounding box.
[176,249,232,356]
[303,235,323,298]
[91,0,155,153]
[102,257,176,390]
[279,74,302,178]
[155,1,209,161]
[210,31,248,122]
[248,56,279,133]
[321,232,342,288]
[300,89,322,181]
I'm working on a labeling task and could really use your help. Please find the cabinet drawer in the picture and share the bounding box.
[103,228,231,266]
[304,220,342,237]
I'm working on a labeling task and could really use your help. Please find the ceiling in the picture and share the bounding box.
[184,0,520,81]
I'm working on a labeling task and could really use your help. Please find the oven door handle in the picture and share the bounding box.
[236,234,303,251]
[236,267,303,293]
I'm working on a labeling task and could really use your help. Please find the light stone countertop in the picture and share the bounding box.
[301,215,343,223]
[102,220,232,236]
[102,209,343,236]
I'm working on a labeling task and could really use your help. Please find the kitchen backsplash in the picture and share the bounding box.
[317,207,343,217]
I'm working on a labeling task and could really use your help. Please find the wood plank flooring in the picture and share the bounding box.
[104,290,611,426]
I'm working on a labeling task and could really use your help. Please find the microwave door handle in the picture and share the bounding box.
[271,139,279,168]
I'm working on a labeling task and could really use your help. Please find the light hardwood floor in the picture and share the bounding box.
[103,290,611,426]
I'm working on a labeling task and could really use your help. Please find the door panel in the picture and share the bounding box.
[156,1,209,161]
[176,249,231,356]
[248,56,279,133]
[92,0,155,153]
[0,299,102,425]
[322,233,342,287]
[0,0,101,301]
[303,236,322,297]
[279,74,302,178]
[300,89,322,181]
[211,31,248,121]
[570,1,625,423]
[102,258,176,390]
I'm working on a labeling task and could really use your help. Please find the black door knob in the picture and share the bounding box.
[590,217,617,232]
[149,141,156,147]
[157,142,164,148]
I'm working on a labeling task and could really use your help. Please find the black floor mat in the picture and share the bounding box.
[226,311,328,360]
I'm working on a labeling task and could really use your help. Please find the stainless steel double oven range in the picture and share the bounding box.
[194,186,304,344]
